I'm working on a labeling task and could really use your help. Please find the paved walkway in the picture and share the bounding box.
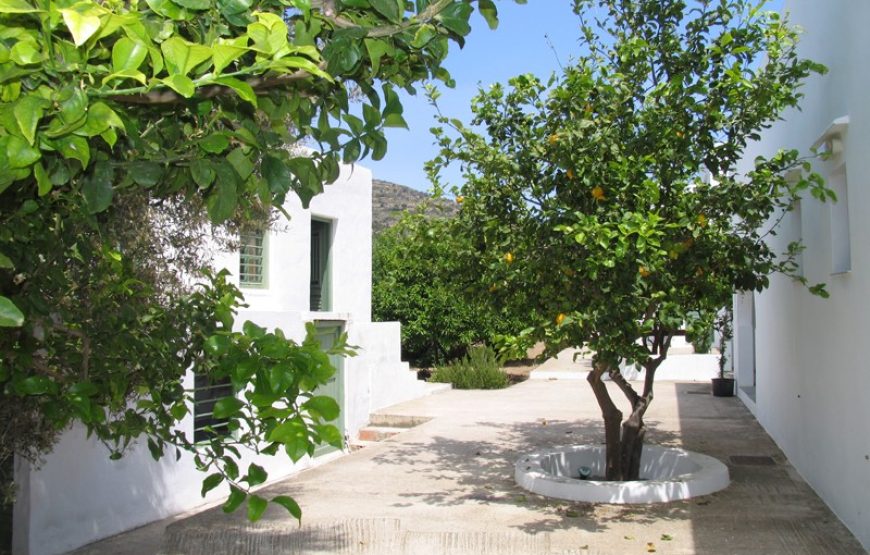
[75,377,866,554]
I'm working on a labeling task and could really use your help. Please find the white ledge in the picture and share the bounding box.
[811,115,849,156]
[516,445,730,504]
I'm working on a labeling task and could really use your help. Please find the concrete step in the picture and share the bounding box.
[347,439,378,452]
[368,413,432,428]
[357,426,404,442]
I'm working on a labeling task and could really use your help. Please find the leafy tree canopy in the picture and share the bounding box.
[373,210,524,367]
[0,0,521,519]
[428,0,831,480]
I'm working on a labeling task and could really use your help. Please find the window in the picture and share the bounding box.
[829,168,851,274]
[192,374,234,442]
[310,219,332,311]
[239,230,267,287]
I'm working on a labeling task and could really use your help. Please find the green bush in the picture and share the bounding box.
[372,212,525,367]
[429,346,510,389]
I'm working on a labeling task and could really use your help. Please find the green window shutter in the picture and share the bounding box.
[239,230,268,288]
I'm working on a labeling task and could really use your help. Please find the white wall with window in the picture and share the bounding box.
[13,162,434,555]
[733,2,870,549]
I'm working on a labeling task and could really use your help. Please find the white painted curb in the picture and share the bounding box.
[515,445,730,504]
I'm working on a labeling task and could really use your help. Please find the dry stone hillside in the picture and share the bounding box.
[372,179,458,234]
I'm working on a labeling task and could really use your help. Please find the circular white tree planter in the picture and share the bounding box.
[515,445,729,504]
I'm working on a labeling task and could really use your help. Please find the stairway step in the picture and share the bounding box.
[348,439,379,452]
[368,413,432,428]
[357,426,404,442]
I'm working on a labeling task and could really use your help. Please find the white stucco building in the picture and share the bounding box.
[733,2,870,550]
[11,163,434,555]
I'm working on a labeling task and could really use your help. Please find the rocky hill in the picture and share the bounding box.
[372,179,458,234]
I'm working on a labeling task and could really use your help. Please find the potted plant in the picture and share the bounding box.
[712,308,735,397]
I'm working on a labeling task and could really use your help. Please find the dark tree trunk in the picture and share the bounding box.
[587,334,670,481]
[587,361,623,480]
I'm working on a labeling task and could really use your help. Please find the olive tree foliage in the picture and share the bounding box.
[372,210,524,367]
[428,0,831,481]
[0,0,520,520]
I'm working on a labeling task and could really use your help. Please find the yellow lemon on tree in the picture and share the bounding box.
[456,195,464,204]
[567,168,575,179]
[548,133,559,146]
[591,186,605,201]
[504,252,515,264]
[639,266,651,278]
[696,213,707,227]
[555,313,566,326]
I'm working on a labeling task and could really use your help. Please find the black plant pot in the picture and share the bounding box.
[711,377,735,397]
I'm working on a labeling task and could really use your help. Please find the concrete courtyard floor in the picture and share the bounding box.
[75,377,866,554]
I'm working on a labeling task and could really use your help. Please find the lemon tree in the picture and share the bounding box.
[429,0,832,480]
[0,0,521,519]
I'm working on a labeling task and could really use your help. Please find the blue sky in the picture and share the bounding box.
[360,0,784,193]
[362,1,580,192]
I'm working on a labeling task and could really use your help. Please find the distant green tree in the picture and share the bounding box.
[429,0,831,480]
[373,211,523,367]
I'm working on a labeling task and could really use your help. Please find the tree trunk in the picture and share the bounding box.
[620,406,647,480]
[587,361,623,480]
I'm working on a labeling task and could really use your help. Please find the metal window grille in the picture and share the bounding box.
[239,230,266,286]
[192,374,234,442]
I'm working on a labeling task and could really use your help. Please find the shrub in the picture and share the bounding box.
[429,346,510,390]
[372,212,525,367]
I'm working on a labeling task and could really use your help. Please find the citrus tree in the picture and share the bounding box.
[0,0,520,520]
[429,0,831,480]
[373,210,524,367]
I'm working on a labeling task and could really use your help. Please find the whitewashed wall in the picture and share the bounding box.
[734,1,870,549]
[13,163,428,554]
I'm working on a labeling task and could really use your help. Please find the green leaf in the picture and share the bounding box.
[303,395,340,421]
[201,473,224,497]
[161,37,212,76]
[0,0,41,13]
[33,161,51,196]
[18,375,51,394]
[129,161,163,187]
[247,495,268,522]
[212,77,256,106]
[315,424,343,448]
[190,159,216,188]
[261,154,290,194]
[212,37,248,74]
[102,69,148,85]
[14,95,47,145]
[212,396,244,419]
[55,135,90,168]
[435,2,472,36]
[477,0,498,30]
[0,252,12,269]
[82,161,114,213]
[363,38,390,75]
[161,74,195,98]
[246,463,267,487]
[60,7,102,47]
[6,135,40,168]
[172,0,210,10]
[0,295,24,327]
[227,148,253,181]
[271,495,302,523]
[9,40,40,65]
[207,173,237,222]
[112,37,148,72]
[370,0,400,22]
[144,0,191,20]
[222,486,246,513]
[80,102,125,137]
[199,133,230,154]
[411,24,437,49]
